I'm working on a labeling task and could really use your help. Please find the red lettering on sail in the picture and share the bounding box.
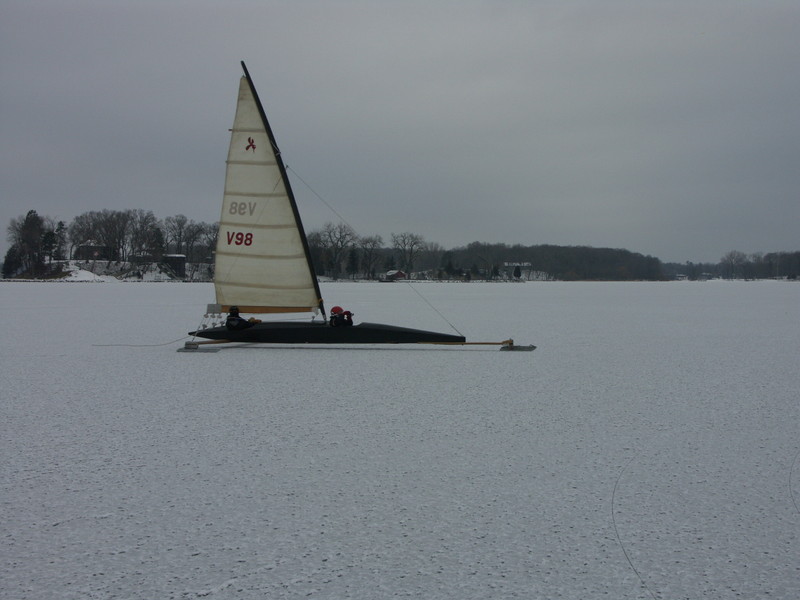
[225,231,253,246]
[245,137,256,152]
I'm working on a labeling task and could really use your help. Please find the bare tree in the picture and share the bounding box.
[129,209,161,257]
[359,234,384,280]
[68,211,99,257]
[67,210,132,261]
[201,221,219,251]
[745,252,764,280]
[183,220,206,262]
[163,214,189,254]
[391,231,426,274]
[417,241,445,274]
[320,222,357,279]
[95,209,132,261]
[720,250,747,279]
[192,221,218,263]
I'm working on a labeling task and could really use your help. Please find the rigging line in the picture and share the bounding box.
[286,165,357,232]
[403,282,464,337]
[93,336,190,348]
[611,454,659,600]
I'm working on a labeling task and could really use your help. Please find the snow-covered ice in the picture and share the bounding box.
[2,280,799,599]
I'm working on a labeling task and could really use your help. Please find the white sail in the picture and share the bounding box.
[213,75,321,314]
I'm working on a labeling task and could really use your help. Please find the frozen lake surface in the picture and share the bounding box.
[2,280,799,599]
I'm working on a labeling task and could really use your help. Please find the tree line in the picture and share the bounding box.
[3,209,217,278]
[662,250,800,281]
[3,208,798,280]
[303,225,666,281]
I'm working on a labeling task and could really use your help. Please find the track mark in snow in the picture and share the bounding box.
[51,513,113,527]
[611,454,659,600]
[185,578,237,597]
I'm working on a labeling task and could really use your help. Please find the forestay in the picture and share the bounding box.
[214,72,323,315]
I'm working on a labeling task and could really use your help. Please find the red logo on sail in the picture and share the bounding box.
[245,137,256,152]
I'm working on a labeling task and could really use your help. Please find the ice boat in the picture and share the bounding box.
[187,63,467,347]
[186,62,531,351]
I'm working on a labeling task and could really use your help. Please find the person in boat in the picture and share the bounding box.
[329,305,353,327]
[225,306,260,330]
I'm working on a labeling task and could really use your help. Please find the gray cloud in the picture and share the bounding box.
[2,1,798,264]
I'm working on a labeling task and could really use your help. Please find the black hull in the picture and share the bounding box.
[190,321,466,345]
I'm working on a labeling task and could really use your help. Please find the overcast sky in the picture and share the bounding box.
[2,1,798,264]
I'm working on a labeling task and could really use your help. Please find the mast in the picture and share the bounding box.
[239,60,326,319]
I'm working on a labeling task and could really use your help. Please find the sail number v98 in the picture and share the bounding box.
[226,232,253,246]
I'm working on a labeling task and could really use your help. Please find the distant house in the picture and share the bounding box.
[130,252,162,264]
[384,269,407,281]
[162,254,186,278]
[73,242,113,261]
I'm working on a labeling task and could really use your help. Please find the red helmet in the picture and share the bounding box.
[331,306,343,315]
